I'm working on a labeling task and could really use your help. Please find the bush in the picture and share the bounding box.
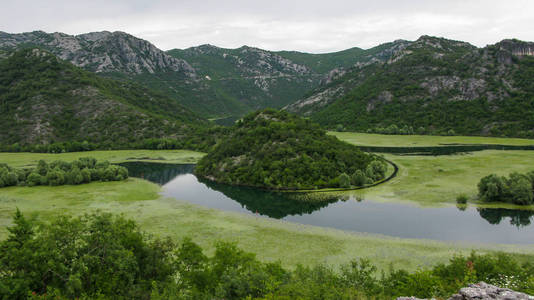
[26,172,41,187]
[2,171,19,186]
[80,168,92,183]
[351,170,369,186]
[366,160,387,182]
[338,173,351,188]
[66,167,84,185]
[47,168,66,186]
[456,194,468,204]
[477,171,534,205]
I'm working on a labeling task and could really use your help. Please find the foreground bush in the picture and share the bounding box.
[0,157,128,188]
[1,211,533,299]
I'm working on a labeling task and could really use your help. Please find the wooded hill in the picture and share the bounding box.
[286,36,534,138]
[0,48,205,148]
[195,109,386,190]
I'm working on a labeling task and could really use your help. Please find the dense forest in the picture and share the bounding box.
[195,109,387,190]
[1,211,533,299]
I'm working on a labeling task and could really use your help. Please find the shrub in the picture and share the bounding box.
[456,194,468,204]
[2,171,19,186]
[338,173,351,188]
[26,172,41,187]
[477,171,534,205]
[36,160,49,176]
[81,168,92,183]
[351,170,369,186]
[47,168,66,186]
[66,167,84,185]
[366,160,387,182]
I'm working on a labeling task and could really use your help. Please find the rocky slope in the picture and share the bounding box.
[0,30,196,76]
[286,36,534,138]
[0,48,204,147]
[167,44,319,114]
[398,282,534,300]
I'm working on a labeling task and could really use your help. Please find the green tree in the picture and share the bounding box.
[338,172,351,188]
[351,170,369,186]
[26,172,41,187]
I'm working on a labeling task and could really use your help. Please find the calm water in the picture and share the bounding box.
[122,162,534,244]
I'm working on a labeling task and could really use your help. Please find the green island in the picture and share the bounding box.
[195,109,388,190]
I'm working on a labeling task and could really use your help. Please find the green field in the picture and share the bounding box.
[0,149,204,168]
[325,132,534,208]
[330,131,534,147]
[1,137,534,272]
[1,179,533,273]
[355,151,534,208]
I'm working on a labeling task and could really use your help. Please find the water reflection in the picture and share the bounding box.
[198,177,339,218]
[120,162,534,244]
[478,208,534,227]
[119,162,194,185]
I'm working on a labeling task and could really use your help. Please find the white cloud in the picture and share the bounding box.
[1,0,533,52]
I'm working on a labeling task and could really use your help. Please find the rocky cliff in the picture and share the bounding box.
[0,30,196,76]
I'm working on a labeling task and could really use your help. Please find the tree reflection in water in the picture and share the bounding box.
[199,177,341,219]
[477,208,534,227]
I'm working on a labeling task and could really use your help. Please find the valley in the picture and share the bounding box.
[1,27,534,299]
[1,132,533,270]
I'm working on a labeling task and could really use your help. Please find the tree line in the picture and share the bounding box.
[0,157,128,188]
[478,171,534,205]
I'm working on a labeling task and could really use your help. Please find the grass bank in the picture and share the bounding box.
[1,179,533,272]
[330,132,534,147]
[0,149,205,168]
[329,133,534,208]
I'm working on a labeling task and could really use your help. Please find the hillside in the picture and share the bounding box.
[0,48,205,147]
[167,42,412,117]
[167,45,320,114]
[0,30,414,119]
[286,36,534,138]
[195,109,386,190]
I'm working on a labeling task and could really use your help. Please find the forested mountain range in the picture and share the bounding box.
[0,30,405,118]
[1,30,534,139]
[286,36,534,137]
[0,48,204,147]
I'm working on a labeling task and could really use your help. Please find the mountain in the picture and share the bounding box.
[286,36,534,138]
[0,48,205,147]
[0,30,196,75]
[0,30,413,120]
[167,45,320,116]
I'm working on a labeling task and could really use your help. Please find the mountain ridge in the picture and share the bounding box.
[286,36,534,137]
[0,48,205,147]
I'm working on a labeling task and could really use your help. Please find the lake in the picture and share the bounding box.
[121,162,534,244]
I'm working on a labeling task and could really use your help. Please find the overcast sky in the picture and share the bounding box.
[2,0,533,53]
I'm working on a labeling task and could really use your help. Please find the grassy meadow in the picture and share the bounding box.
[330,131,534,147]
[1,133,534,271]
[0,149,204,168]
[1,179,533,273]
[327,132,534,208]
